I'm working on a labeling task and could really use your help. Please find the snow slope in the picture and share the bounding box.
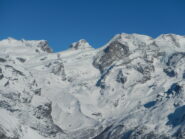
[0,34,185,138]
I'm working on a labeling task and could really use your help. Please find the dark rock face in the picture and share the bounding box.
[125,126,169,139]
[167,105,185,127]
[0,127,19,139]
[45,60,66,80]
[38,41,53,53]
[93,125,113,139]
[93,41,129,72]
[116,70,127,84]
[69,39,92,50]
[0,74,3,80]
[165,83,182,96]
[0,58,6,63]
[135,63,154,75]
[144,101,156,108]
[167,52,185,67]
[14,94,63,138]
[32,88,41,95]
[163,67,176,77]
[0,91,20,112]
[5,65,25,76]
[96,65,114,89]
[31,101,64,137]
[176,124,185,139]
[135,63,154,83]
[0,67,3,80]
[94,125,169,139]
[16,57,26,63]
[128,131,169,139]
[30,122,63,138]
[163,34,181,48]
[0,100,12,111]
[33,102,52,119]
[183,71,185,79]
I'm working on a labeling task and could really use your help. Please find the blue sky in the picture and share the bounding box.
[0,0,185,52]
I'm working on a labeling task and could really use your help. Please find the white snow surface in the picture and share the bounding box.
[0,34,185,139]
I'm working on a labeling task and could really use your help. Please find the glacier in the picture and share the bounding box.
[0,34,185,138]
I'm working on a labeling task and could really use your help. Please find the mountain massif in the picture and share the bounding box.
[1,33,185,139]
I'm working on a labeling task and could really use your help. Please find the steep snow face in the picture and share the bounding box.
[1,34,185,139]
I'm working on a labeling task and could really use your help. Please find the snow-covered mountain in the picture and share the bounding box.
[1,33,185,139]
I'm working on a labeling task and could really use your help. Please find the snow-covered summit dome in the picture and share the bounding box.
[0,38,53,53]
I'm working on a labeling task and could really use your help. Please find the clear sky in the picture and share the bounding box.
[0,0,185,52]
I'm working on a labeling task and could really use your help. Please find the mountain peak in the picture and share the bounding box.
[0,38,52,53]
[2,33,185,139]
[69,39,93,50]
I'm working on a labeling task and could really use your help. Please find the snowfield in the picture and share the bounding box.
[0,33,185,138]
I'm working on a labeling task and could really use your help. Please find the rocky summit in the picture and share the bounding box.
[0,33,185,139]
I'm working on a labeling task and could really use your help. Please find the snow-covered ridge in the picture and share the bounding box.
[0,37,52,53]
[1,33,185,139]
